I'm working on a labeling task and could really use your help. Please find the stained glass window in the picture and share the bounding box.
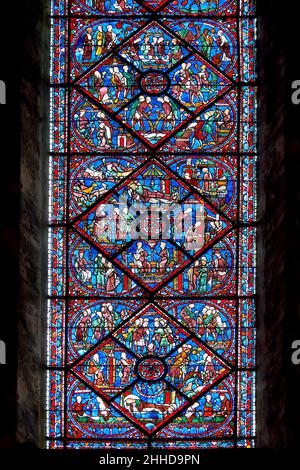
[47,0,257,449]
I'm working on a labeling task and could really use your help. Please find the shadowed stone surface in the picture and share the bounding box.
[256,1,286,448]
[17,0,49,447]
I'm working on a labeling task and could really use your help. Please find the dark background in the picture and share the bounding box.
[0,0,21,451]
[0,0,300,466]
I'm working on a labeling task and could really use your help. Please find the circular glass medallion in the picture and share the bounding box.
[140,72,169,95]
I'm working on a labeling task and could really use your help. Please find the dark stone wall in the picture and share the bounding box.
[282,7,300,449]
[0,1,20,450]
[0,0,300,457]
[256,0,300,448]
[0,0,49,449]
[16,0,50,447]
[256,0,287,448]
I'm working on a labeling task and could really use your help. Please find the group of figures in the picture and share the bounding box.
[73,94,235,150]
[74,249,121,293]
[71,19,237,149]
[72,238,232,295]
[74,302,127,346]
[76,19,234,70]
[70,156,235,218]
[48,0,256,449]
[186,250,229,294]
[70,0,240,16]
[69,379,233,438]
[72,158,133,209]
[68,302,232,433]
[70,301,235,361]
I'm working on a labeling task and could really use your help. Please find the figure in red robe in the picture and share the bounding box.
[93,205,108,238]
[158,242,169,275]
[94,0,105,12]
[103,25,116,53]
[158,96,175,130]
[83,28,93,61]
[216,30,231,63]
[73,396,85,417]
[211,250,228,284]
[219,394,231,417]
[157,37,166,64]
[202,167,213,193]
[194,117,206,142]
[106,263,119,293]
[78,110,89,134]
[204,395,214,418]
[136,242,151,274]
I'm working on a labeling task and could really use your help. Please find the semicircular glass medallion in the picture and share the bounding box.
[47,0,257,450]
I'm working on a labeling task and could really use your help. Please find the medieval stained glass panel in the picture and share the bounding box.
[47,0,257,449]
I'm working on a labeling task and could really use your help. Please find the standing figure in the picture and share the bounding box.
[153,320,168,355]
[96,396,110,421]
[128,37,142,63]
[97,111,113,146]
[78,110,89,138]
[95,25,103,56]
[102,303,114,331]
[93,204,108,239]
[94,0,105,12]
[118,353,132,385]
[216,30,231,64]
[204,307,218,339]
[134,96,153,131]
[94,254,107,290]
[198,256,208,294]
[122,65,136,98]
[157,37,166,64]
[158,242,169,275]
[202,167,213,194]
[113,0,130,12]
[135,242,151,274]
[211,250,228,286]
[132,319,143,354]
[76,320,85,343]
[140,36,151,60]
[201,28,214,59]
[94,367,105,387]
[157,96,175,131]
[83,28,93,61]
[218,394,231,418]
[79,309,92,343]
[103,25,116,53]
[204,394,214,418]
[75,250,92,283]
[187,260,200,292]
[203,110,221,143]
[169,38,183,65]
[169,346,190,386]
[73,396,85,417]
[191,116,206,149]
[88,353,100,376]
[106,263,119,293]
[111,66,125,102]
[148,36,157,60]
[203,354,215,382]
[94,71,111,104]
